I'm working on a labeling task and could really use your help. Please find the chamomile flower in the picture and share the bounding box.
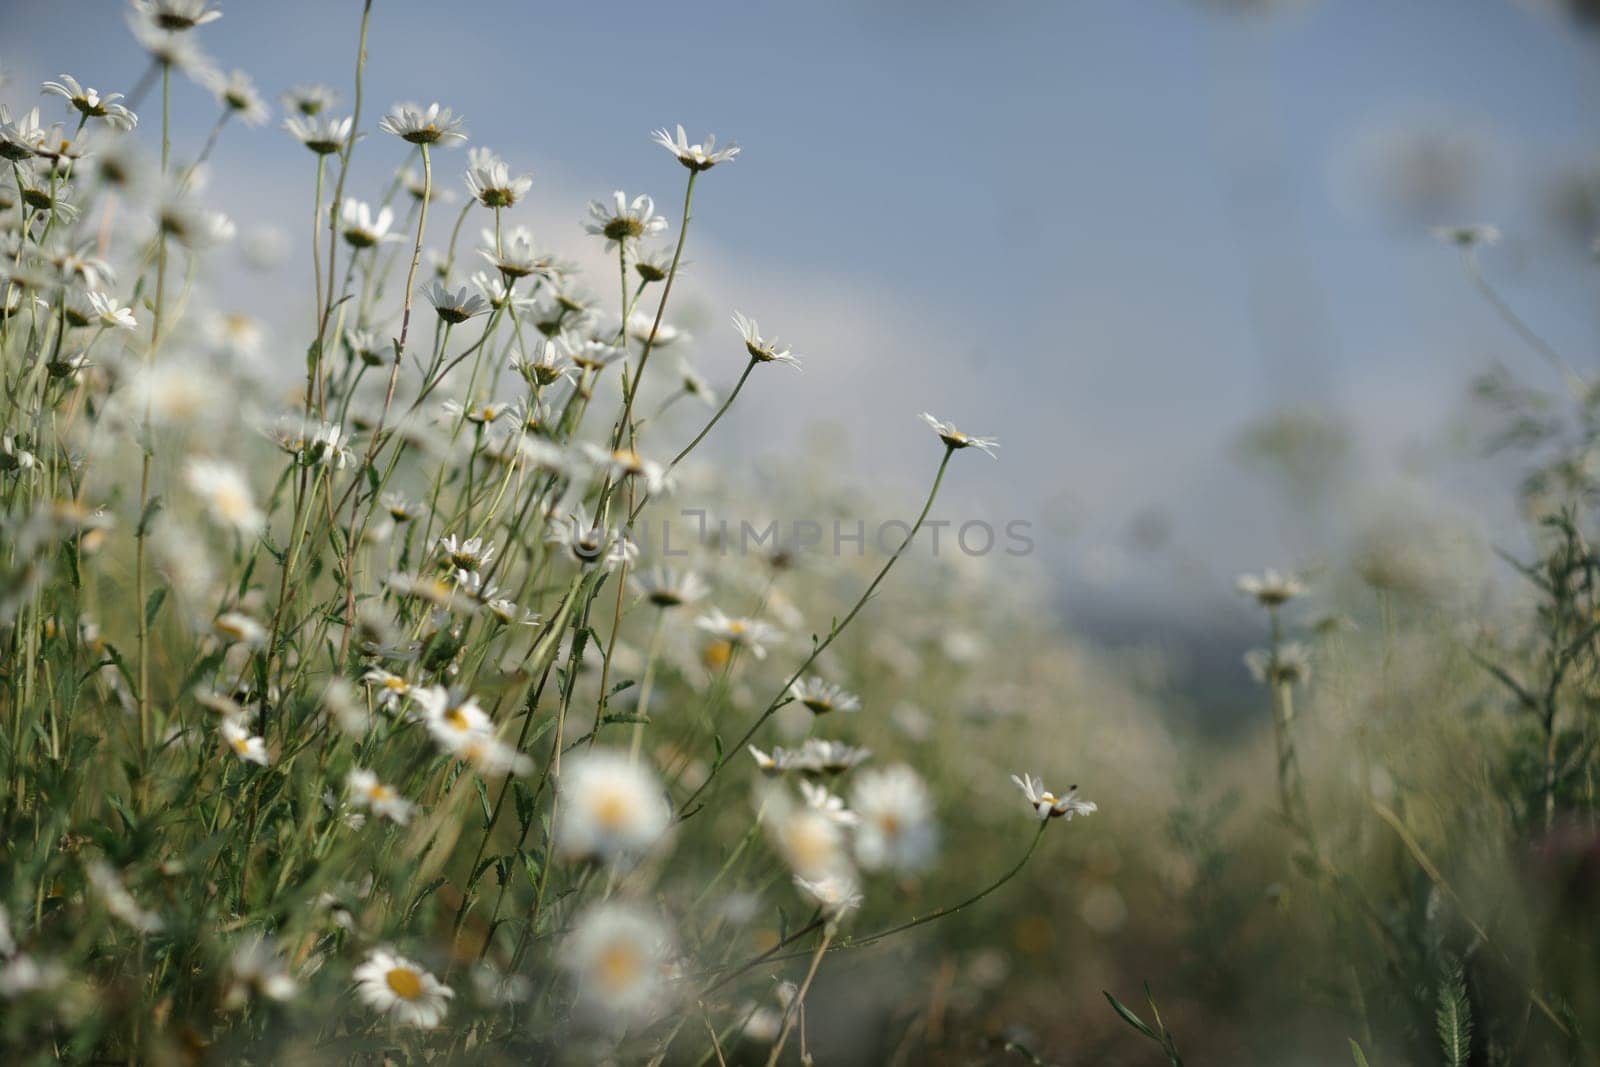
[650,124,740,171]
[799,780,859,828]
[204,68,269,126]
[787,739,873,776]
[1236,569,1306,607]
[558,749,672,862]
[156,190,233,249]
[132,0,223,31]
[1431,223,1500,248]
[338,198,397,248]
[585,190,668,250]
[282,83,336,116]
[1244,642,1311,686]
[382,493,418,523]
[794,870,864,920]
[437,535,496,572]
[511,338,576,389]
[633,244,674,284]
[378,101,467,146]
[464,146,532,208]
[41,75,138,130]
[547,509,637,570]
[414,686,493,752]
[185,458,265,535]
[1011,773,1098,821]
[920,412,999,456]
[730,310,801,368]
[346,768,415,825]
[631,566,708,609]
[221,720,269,766]
[422,279,487,324]
[352,948,452,1029]
[765,789,852,880]
[457,733,533,777]
[283,113,351,155]
[222,936,297,1009]
[86,291,137,330]
[361,666,412,706]
[582,444,671,494]
[561,904,674,1024]
[562,334,627,374]
[789,677,860,716]
[213,611,267,647]
[696,609,781,660]
[850,765,938,873]
[0,106,44,161]
[127,18,217,79]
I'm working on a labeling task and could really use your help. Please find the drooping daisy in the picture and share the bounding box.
[352,948,453,1029]
[283,113,351,155]
[86,291,137,330]
[338,198,397,249]
[630,566,708,610]
[204,68,269,126]
[1011,773,1098,822]
[131,0,223,31]
[785,739,873,777]
[282,83,336,116]
[919,412,999,456]
[850,765,938,873]
[1235,569,1306,607]
[421,279,487,324]
[1244,642,1311,687]
[377,101,467,147]
[584,190,668,250]
[799,780,859,828]
[633,244,674,284]
[346,768,415,825]
[41,75,138,130]
[186,458,265,535]
[789,677,860,716]
[346,329,387,366]
[464,146,532,208]
[561,904,674,1024]
[794,870,863,920]
[651,124,740,171]
[221,720,269,766]
[696,609,781,660]
[558,749,672,862]
[730,311,801,368]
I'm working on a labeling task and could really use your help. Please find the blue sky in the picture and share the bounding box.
[8,0,1600,630]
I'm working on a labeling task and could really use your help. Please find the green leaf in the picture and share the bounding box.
[136,495,164,537]
[1103,991,1157,1040]
[144,587,167,628]
[1435,962,1472,1067]
[475,777,493,830]
[1349,1039,1371,1067]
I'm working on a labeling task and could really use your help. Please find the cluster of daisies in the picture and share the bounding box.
[0,0,1100,1057]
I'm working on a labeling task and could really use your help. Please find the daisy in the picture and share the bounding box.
[561,904,674,1024]
[0,106,44,161]
[221,720,269,766]
[582,444,671,494]
[87,861,163,933]
[562,334,627,374]
[795,870,864,920]
[630,566,708,609]
[1431,224,1500,249]
[437,535,496,572]
[127,18,218,79]
[205,69,269,126]
[382,493,417,523]
[464,147,532,208]
[1236,569,1306,607]
[339,198,397,249]
[413,686,494,752]
[850,765,938,873]
[213,611,267,647]
[481,227,550,280]
[766,792,851,880]
[651,125,740,171]
[785,739,873,776]
[920,412,999,456]
[547,509,637,570]
[1244,642,1311,686]
[282,83,336,116]
[186,458,265,535]
[633,244,674,284]
[511,339,575,389]
[346,768,415,825]
[471,271,535,314]
[156,191,233,249]
[41,75,137,130]
[353,948,453,1029]
[86,291,137,330]
[283,113,351,156]
[584,190,668,250]
[347,329,388,366]
[1011,773,1098,821]
[730,311,801,368]
[696,609,781,660]
[799,780,859,828]
[361,666,412,706]
[421,279,487,324]
[558,749,672,861]
[457,733,533,777]
[625,311,685,347]
[131,0,222,31]
[789,677,860,716]
[223,936,298,1009]
[378,101,467,146]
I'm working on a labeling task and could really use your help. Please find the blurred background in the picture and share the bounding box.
[6,0,1599,709]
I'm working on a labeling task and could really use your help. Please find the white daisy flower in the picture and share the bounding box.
[650,124,740,171]
[582,444,671,495]
[561,904,674,1024]
[630,566,708,610]
[437,535,496,573]
[41,75,137,130]
[765,790,852,881]
[283,113,351,155]
[422,279,488,324]
[377,101,467,146]
[338,198,398,249]
[223,936,298,1009]
[127,18,218,79]
[511,338,576,389]
[413,686,494,752]
[185,458,265,536]
[213,611,267,648]
[696,609,781,660]
[204,68,269,126]
[352,948,453,1029]
[547,509,637,570]
[361,666,412,706]
[799,780,859,828]
[850,765,938,874]
[1244,642,1311,686]
[1011,773,1097,821]
[221,720,269,766]
[1235,569,1306,607]
[464,146,532,208]
[0,106,44,161]
[346,768,415,825]
[558,749,672,862]
[86,291,137,330]
[282,83,336,116]
[456,733,533,778]
[919,412,999,456]
[730,310,801,368]
[788,677,860,716]
[131,0,222,31]
[794,870,863,920]
[584,190,668,250]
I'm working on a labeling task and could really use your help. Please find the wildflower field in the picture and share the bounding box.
[3,2,1600,1065]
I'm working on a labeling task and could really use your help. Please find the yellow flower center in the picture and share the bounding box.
[367,783,393,802]
[444,706,471,731]
[593,788,630,830]
[231,737,251,755]
[385,966,423,1001]
[596,943,643,993]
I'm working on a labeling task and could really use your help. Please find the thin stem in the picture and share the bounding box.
[764,927,834,1067]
